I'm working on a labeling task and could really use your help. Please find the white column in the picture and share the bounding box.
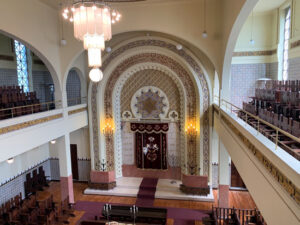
[57,134,74,203]
[57,134,72,177]
[218,139,230,207]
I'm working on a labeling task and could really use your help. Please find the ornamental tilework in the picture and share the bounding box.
[121,69,180,117]
[91,39,210,176]
[103,53,197,173]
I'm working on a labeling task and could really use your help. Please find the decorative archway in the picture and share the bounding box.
[90,36,211,177]
[112,63,187,177]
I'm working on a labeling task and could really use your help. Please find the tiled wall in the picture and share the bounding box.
[121,122,134,165]
[0,158,90,205]
[231,63,268,108]
[267,62,278,80]
[288,57,300,80]
[0,160,51,205]
[66,70,81,106]
[49,158,90,181]
[32,70,54,102]
[0,68,53,102]
[0,68,18,86]
[231,63,278,108]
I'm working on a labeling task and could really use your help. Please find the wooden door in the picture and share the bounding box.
[231,161,246,189]
[70,144,79,180]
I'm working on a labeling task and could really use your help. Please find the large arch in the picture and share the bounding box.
[88,33,214,180]
[221,0,259,100]
[0,30,62,104]
[112,63,187,178]
[0,0,62,99]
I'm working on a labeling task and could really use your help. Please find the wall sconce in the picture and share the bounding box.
[103,119,114,135]
[7,158,14,164]
[185,122,198,137]
[50,140,56,144]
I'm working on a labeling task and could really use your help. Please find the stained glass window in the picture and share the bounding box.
[282,7,291,81]
[14,40,29,92]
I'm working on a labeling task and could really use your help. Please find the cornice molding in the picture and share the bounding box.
[233,49,277,57]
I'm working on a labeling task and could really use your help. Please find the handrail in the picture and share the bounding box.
[0,97,87,119]
[214,95,300,151]
[67,96,87,106]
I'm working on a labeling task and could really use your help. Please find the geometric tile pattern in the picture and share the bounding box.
[121,69,180,117]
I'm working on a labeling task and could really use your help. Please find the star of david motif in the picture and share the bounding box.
[135,90,165,118]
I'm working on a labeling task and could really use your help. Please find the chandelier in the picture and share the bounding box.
[62,1,121,82]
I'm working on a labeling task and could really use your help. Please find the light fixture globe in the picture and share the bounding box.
[89,68,103,82]
[7,158,14,164]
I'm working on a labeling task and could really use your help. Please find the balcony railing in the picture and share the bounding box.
[0,97,87,120]
[214,96,300,160]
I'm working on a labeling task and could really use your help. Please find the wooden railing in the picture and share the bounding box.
[214,96,300,153]
[0,97,87,120]
[212,207,266,225]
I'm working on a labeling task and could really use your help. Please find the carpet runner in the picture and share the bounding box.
[135,178,158,207]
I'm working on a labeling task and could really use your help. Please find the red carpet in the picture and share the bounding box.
[136,178,158,207]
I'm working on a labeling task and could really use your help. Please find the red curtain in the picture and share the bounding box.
[134,126,167,170]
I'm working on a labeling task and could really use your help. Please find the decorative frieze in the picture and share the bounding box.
[68,107,87,115]
[0,113,63,135]
[233,50,277,57]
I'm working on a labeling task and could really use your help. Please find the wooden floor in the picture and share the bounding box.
[44,181,257,224]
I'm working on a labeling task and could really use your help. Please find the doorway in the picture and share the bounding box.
[70,144,79,180]
[231,161,246,189]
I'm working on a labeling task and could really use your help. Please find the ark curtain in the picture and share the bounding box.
[135,132,167,170]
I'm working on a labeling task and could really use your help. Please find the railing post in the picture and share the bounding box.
[257,120,260,134]
[31,105,34,114]
[245,113,248,123]
[11,109,13,118]
[47,103,49,111]
[275,129,278,150]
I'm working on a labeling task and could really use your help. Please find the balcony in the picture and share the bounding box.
[0,98,88,163]
[213,98,300,225]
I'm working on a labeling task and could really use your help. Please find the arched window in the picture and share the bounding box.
[14,40,29,92]
[278,6,291,81]
[66,69,81,106]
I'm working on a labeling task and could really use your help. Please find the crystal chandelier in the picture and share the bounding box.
[62,1,121,82]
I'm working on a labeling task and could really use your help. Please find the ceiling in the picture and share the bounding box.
[254,0,286,13]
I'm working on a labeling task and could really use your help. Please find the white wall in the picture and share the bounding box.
[70,127,90,159]
[235,11,278,52]
[0,143,49,184]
